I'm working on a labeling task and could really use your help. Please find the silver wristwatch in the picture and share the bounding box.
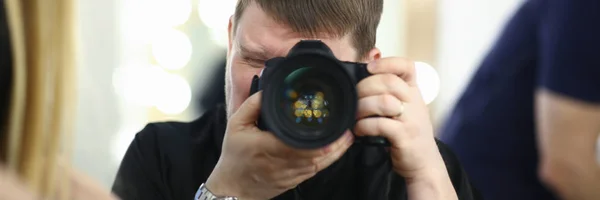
[195,183,239,200]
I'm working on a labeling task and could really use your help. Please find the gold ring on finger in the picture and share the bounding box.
[392,101,405,120]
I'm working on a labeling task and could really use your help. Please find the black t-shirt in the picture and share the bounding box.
[112,104,481,200]
[440,0,600,200]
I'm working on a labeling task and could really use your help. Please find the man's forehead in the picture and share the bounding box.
[235,25,355,60]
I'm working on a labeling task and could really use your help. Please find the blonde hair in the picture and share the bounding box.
[2,0,78,199]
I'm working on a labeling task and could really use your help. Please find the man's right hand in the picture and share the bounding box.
[205,92,354,200]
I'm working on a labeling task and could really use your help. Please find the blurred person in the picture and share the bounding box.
[0,0,117,199]
[112,0,481,200]
[440,0,600,200]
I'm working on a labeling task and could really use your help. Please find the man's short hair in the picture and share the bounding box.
[234,0,384,59]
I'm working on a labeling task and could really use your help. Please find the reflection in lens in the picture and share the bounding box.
[282,66,335,129]
[290,93,330,126]
[313,109,322,118]
[286,89,298,99]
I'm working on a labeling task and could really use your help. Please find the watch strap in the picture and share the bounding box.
[195,183,238,200]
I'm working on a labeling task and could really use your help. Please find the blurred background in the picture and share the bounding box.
[74,0,525,188]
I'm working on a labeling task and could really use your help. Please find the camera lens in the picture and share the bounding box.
[261,53,358,149]
[281,67,336,131]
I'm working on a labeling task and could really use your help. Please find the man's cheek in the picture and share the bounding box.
[232,71,253,97]
[233,64,262,91]
[230,65,261,109]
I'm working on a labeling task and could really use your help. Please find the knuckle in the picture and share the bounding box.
[407,60,416,74]
[311,158,322,172]
[380,95,398,111]
[312,163,320,173]
[310,157,320,167]
[305,149,324,158]
[332,148,345,160]
[381,74,399,87]
[273,180,290,190]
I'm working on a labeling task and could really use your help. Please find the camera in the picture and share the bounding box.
[249,40,389,149]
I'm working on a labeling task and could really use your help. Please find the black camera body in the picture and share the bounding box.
[249,40,389,149]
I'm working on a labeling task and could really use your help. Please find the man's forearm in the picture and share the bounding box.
[405,167,458,200]
[536,90,600,200]
[540,162,600,200]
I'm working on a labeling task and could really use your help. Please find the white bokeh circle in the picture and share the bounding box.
[198,0,236,47]
[148,0,192,27]
[153,73,192,115]
[414,61,441,105]
[151,29,193,70]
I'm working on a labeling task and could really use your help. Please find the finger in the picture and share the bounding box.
[357,74,412,102]
[354,117,405,146]
[293,133,354,174]
[283,130,354,169]
[292,131,354,159]
[229,91,262,126]
[357,94,405,119]
[367,57,416,86]
[310,134,354,172]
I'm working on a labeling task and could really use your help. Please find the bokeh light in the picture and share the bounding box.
[415,61,441,105]
[151,29,193,70]
[198,0,237,46]
[149,0,192,27]
[208,28,230,48]
[154,74,192,115]
[112,65,192,115]
[121,0,192,45]
[113,65,167,106]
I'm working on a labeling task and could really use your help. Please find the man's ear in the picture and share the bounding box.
[364,48,381,62]
[227,16,234,54]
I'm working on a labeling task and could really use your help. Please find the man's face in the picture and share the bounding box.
[224,2,377,118]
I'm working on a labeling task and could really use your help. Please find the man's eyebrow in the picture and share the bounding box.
[238,43,270,60]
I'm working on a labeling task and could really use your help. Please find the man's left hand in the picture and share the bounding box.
[354,57,457,200]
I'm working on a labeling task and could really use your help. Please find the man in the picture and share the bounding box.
[440,0,600,200]
[112,0,479,199]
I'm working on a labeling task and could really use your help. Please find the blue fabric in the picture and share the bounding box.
[440,0,600,200]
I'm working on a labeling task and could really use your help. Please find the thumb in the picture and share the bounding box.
[230,91,263,126]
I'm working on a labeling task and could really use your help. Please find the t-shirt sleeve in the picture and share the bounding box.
[436,139,484,200]
[111,124,171,200]
[537,0,600,103]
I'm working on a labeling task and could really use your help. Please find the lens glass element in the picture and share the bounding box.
[281,66,337,129]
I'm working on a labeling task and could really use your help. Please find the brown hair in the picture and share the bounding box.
[233,0,383,59]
